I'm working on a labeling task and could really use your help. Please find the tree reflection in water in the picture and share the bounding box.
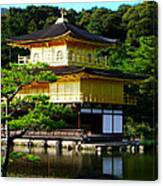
[7,146,157,180]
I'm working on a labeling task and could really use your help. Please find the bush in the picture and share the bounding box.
[124,116,152,140]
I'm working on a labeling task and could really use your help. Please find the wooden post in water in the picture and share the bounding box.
[28,139,33,148]
[57,139,62,156]
[76,104,81,129]
[44,140,48,149]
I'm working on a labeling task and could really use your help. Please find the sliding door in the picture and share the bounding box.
[102,110,123,134]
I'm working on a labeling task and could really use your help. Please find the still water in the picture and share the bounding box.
[7,146,157,180]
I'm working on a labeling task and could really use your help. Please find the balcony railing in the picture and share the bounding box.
[50,92,84,103]
[68,54,108,69]
[18,55,30,64]
[17,53,108,69]
[16,91,137,105]
[50,92,125,104]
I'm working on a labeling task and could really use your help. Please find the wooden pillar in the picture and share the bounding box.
[77,109,81,129]
[44,140,48,149]
[57,140,62,156]
[77,104,81,129]
[28,139,33,148]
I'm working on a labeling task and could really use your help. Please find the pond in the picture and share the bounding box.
[7,146,157,180]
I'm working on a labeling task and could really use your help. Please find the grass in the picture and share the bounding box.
[9,151,40,163]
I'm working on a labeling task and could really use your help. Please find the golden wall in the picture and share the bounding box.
[81,79,124,104]
[17,77,134,105]
[49,81,82,103]
[49,78,124,104]
[17,83,49,99]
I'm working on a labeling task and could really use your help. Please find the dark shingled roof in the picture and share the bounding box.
[50,66,146,80]
[8,22,117,44]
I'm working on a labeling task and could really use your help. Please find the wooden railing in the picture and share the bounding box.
[24,129,86,138]
[68,54,108,69]
[1,129,86,139]
[17,92,134,105]
[18,55,30,64]
[17,53,108,69]
[50,92,83,103]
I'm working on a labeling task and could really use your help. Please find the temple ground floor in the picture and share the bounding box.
[1,103,127,144]
[66,103,124,140]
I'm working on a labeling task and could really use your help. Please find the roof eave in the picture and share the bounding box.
[6,31,71,46]
[51,66,147,82]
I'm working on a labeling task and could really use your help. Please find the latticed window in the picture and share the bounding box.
[47,48,52,62]
[87,53,92,63]
[33,53,39,63]
[57,50,63,61]
[68,50,75,61]
[43,48,52,62]
[76,53,81,62]
[51,48,55,61]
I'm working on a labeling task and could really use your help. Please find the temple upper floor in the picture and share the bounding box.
[17,44,108,69]
[7,16,117,70]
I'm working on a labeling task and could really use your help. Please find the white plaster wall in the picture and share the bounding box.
[30,45,68,66]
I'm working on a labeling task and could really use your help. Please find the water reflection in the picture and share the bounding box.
[102,157,123,179]
[7,146,157,180]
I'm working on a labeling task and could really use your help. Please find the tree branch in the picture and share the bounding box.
[1,92,9,99]
[8,101,28,117]
[9,128,28,140]
[8,85,23,101]
[8,81,31,102]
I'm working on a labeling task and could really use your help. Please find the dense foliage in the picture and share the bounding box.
[2,63,57,97]
[1,2,157,66]
[4,96,75,131]
[1,63,76,176]
[1,1,158,138]
[1,63,75,131]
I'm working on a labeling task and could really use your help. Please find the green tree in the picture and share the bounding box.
[107,36,157,74]
[77,10,92,30]
[104,35,157,136]
[1,6,61,65]
[122,1,158,45]
[28,19,37,33]
[125,36,157,128]
[66,9,78,25]
[124,117,151,140]
[80,6,129,40]
[87,8,110,35]
[1,62,74,176]
[1,3,158,153]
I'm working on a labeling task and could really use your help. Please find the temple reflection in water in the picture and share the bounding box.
[7,146,157,180]
[102,156,123,179]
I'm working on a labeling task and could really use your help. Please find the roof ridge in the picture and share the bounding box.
[8,21,117,45]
